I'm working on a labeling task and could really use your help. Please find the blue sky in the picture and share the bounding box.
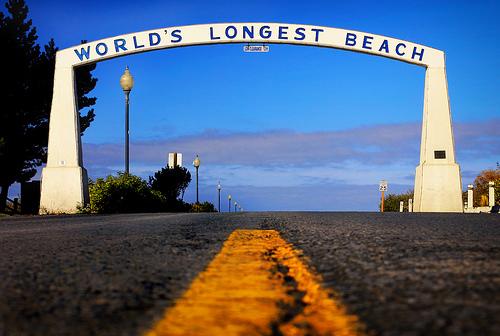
[10,0,500,210]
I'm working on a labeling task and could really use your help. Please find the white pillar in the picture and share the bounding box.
[489,181,495,207]
[39,56,88,213]
[413,65,463,212]
[467,184,474,210]
[408,199,413,212]
[399,201,404,212]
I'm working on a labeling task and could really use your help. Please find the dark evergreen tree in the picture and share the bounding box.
[149,166,192,206]
[75,40,97,134]
[0,0,97,211]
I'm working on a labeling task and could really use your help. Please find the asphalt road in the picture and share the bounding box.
[0,212,499,335]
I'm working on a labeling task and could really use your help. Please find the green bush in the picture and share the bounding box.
[83,171,217,214]
[381,190,414,212]
[191,201,216,213]
[166,199,192,212]
[88,173,163,213]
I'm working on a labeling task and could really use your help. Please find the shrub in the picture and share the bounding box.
[381,190,414,212]
[88,173,163,213]
[191,201,216,213]
[166,199,192,212]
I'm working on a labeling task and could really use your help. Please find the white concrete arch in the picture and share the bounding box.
[39,23,463,213]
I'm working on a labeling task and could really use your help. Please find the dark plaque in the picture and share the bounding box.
[434,150,446,159]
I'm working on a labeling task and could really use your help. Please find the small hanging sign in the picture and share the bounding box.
[243,45,270,52]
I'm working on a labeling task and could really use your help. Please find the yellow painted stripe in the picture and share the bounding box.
[145,230,364,336]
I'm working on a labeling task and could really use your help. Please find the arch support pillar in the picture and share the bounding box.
[39,61,88,214]
[413,66,463,212]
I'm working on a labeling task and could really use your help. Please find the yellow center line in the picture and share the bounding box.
[144,229,364,336]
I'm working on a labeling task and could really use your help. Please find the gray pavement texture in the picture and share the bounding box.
[0,212,499,336]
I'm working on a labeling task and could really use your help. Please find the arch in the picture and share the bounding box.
[39,23,463,213]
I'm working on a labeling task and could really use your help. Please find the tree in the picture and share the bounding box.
[149,166,192,208]
[472,169,500,206]
[39,38,97,134]
[0,0,97,211]
[75,40,97,134]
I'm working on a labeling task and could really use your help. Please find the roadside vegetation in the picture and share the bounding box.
[462,168,500,207]
[380,190,414,212]
[381,165,500,211]
[79,167,216,214]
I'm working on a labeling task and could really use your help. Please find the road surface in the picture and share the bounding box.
[0,212,499,335]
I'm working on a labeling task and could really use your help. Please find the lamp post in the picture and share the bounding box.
[119,66,134,175]
[193,155,200,204]
[228,194,232,212]
[234,201,238,212]
[217,181,222,212]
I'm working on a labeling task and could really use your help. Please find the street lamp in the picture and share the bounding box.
[217,181,222,212]
[119,66,134,175]
[228,194,232,212]
[193,155,201,204]
[234,201,238,212]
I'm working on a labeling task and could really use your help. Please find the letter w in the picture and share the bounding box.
[74,46,91,61]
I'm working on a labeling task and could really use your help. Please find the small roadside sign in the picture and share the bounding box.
[379,180,388,213]
[243,45,270,52]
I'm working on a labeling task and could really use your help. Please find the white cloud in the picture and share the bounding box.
[79,119,499,210]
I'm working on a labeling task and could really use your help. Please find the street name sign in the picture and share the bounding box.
[243,45,269,52]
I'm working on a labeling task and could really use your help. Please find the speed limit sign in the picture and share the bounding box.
[379,180,388,192]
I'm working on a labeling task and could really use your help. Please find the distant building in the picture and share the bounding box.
[168,152,183,168]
